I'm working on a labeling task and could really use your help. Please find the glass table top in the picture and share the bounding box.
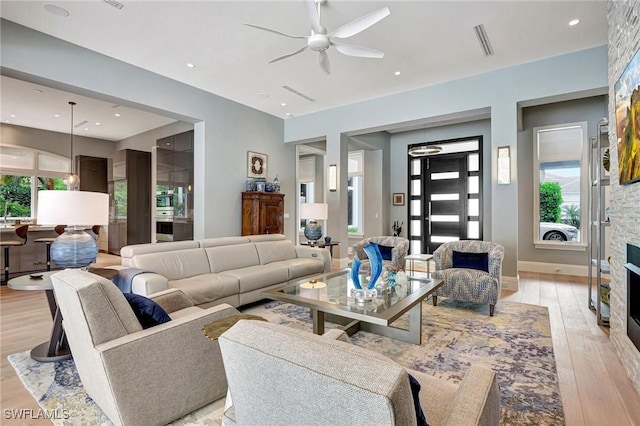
[265,269,442,322]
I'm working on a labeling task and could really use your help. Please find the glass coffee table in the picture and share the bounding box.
[263,269,443,344]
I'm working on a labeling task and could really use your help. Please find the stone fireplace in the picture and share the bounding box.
[627,244,640,351]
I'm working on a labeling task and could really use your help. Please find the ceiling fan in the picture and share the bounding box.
[245,0,390,74]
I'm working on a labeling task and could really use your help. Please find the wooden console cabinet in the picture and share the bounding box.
[242,192,284,236]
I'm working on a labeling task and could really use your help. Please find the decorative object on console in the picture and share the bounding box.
[300,202,328,244]
[392,220,403,236]
[247,151,267,179]
[614,46,640,185]
[37,190,109,269]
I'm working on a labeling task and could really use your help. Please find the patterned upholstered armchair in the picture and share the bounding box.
[432,240,504,316]
[351,236,410,272]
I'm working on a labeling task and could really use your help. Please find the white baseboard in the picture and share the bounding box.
[517,261,589,277]
[502,275,519,291]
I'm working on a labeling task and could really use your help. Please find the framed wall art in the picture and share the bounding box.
[615,47,640,185]
[247,151,267,179]
[392,193,405,206]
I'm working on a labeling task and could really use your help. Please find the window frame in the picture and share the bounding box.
[0,144,70,221]
[532,122,588,251]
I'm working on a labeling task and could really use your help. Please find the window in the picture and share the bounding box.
[298,156,316,230]
[348,151,364,234]
[533,122,588,247]
[0,145,70,222]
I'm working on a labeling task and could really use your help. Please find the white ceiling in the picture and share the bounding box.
[0,0,608,141]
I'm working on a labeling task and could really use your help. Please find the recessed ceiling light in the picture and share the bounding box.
[44,3,70,17]
[394,71,401,76]
[569,19,580,26]
[84,128,89,131]
[5,120,11,123]
[115,113,121,117]
[285,113,292,117]
[186,63,195,68]
[10,114,16,118]
[166,142,171,146]
[95,122,101,126]
[280,102,287,107]
[53,114,60,118]
[256,93,269,99]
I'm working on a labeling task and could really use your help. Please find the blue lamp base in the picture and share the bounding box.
[304,221,323,244]
[50,228,98,269]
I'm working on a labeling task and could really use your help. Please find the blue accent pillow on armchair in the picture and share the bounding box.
[452,250,489,273]
[123,293,171,329]
[378,245,394,261]
[408,373,429,426]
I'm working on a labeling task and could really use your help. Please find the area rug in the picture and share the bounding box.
[8,299,564,425]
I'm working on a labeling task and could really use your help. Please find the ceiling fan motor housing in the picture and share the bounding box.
[308,33,330,51]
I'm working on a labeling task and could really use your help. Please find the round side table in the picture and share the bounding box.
[8,271,72,362]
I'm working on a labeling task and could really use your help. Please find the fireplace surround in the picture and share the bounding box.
[626,244,640,351]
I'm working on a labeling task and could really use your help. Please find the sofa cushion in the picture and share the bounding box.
[254,240,297,265]
[170,274,239,306]
[131,248,211,280]
[205,244,260,273]
[120,241,199,267]
[272,258,325,280]
[221,264,289,293]
[123,293,171,329]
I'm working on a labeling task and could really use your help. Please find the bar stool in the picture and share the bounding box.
[1,224,29,284]
[34,225,66,271]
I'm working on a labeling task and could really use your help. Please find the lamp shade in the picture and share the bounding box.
[37,190,109,226]
[300,203,328,220]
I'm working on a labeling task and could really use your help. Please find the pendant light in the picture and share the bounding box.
[64,101,80,190]
[408,145,443,157]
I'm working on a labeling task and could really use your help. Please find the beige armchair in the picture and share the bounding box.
[51,269,241,426]
[352,236,410,272]
[219,320,500,426]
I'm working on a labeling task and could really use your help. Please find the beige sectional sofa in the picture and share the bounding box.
[117,234,331,308]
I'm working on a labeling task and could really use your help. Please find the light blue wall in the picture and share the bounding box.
[284,46,608,277]
[1,20,291,240]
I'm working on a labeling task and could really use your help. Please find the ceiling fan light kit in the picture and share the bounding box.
[245,0,390,74]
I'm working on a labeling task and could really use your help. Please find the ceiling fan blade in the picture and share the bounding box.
[332,42,384,59]
[303,0,323,34]
[244,23,307,39]
[319,51,331,74]
[330,7,390,39]
[269,45,308,64]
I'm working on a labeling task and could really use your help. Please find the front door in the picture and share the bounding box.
[408,137,483,254]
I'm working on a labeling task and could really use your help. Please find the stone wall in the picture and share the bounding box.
[608,0,640,393]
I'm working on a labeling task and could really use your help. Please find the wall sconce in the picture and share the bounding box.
[497,146,511,184]
[328,164,337,192]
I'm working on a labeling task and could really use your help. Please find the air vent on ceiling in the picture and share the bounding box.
[103,0,124,10]
[282,86,315,102]
[473,24,494,57]
[74,120,89,128]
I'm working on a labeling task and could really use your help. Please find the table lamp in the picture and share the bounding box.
[37,190,109,269]
[300,203,328,244]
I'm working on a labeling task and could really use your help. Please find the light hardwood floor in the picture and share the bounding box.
[1,269,639,425]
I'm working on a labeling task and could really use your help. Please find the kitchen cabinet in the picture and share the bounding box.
[242,192,284,236]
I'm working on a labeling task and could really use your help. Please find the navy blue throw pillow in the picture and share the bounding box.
[452,250,489,273]
[378,245,394,261]
[408,373,429,426]
[123,293,171,329]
